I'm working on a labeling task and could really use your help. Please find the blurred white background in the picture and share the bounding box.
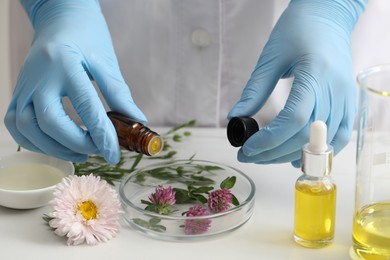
[0,0,389,127]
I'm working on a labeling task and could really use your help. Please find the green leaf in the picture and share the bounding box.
[149,217,162,225]
[148,151,177,160]
[189,175,215,186]
[105,178,114,186]
[42,214,53,223]
[172,134,182,142]
[162,142,171,151]
[232,194,240,206]
[148,169,176,180]
[145,205,158,212]
[176,166,185,176]
[141,199,153,206]
[200,165,224,172]
[194,186,214,193]
[130,153,143,172]
[133,218,150,228]
[164,120,196,135]
[193,194,208,204]
[173,188,193,204]
[150,225,166,232]
[188,154,196,160]
[133,218,167,232]
[220,176,236,189]
[135,173,146,183]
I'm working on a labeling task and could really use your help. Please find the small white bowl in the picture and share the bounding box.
[0,151,74,209]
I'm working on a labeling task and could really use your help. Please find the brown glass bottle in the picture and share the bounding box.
[107,111,163,156]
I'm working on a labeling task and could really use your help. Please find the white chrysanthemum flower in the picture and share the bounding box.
[48,174,121,246]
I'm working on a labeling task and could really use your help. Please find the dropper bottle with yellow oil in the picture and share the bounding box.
[294,120,336,248]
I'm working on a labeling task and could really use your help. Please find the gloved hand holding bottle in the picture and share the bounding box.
[228,0,367,167]
[4,0,146,164]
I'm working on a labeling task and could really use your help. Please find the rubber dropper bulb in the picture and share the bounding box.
[301,120,333,177]
[309,121,328,154]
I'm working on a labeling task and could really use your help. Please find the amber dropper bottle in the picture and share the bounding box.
[294,120,336,248]
[107,111,163,156]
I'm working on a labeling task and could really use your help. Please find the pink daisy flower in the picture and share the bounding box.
[208,188,233,212]
[47,174,121,246]
[184,204,211,235]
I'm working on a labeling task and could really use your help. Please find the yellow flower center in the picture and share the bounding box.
[78,200,98,220]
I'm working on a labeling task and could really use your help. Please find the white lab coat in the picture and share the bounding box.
[8,0,390,127]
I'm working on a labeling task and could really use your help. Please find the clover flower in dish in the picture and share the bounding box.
[47,174,121,246]
[142,185,176,215]
[184,204,211,235]
[207,188,233,212]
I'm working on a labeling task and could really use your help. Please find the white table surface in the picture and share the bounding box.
[0,125,358,260]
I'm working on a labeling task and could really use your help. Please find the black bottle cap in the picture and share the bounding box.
[227,117,259,147]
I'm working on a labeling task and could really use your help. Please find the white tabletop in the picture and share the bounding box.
[0,125,358,260]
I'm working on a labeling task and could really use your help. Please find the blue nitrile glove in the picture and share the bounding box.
[228,0,367,167]
[4,0,146,164]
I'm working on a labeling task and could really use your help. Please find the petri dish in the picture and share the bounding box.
[119,160,256,241]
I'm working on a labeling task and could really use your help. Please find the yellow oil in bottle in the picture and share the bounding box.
[294,181,336,248]
[353,202,390,259]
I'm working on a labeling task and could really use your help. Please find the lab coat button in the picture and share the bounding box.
[191,28,212,47]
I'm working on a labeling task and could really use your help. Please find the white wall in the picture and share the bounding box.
[0,0,11,124]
